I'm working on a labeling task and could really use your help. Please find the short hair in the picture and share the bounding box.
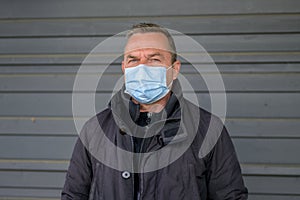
[127,23,177,63]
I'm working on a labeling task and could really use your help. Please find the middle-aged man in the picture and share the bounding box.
[62,23,248,199]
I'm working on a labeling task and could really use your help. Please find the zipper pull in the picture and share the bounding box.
[146,112,152,124]
[147,112,153,118]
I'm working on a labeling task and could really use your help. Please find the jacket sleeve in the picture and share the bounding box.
[61,137,93,200]
[206,125,248,200]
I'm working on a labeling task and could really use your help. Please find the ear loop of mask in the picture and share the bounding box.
[166,64,174,89]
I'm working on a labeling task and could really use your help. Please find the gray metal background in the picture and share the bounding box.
[0,0,300,199]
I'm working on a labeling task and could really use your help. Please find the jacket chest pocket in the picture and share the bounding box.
[155,161,206,200]
[184,163,207,200]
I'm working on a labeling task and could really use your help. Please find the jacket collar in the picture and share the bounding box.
[108,79,187,145]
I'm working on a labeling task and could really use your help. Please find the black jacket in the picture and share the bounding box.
[62,81,248,200]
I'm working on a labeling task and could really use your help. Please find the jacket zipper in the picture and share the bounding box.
[136,133,144,200]
[137,112,152,200]
[130,134,136,200]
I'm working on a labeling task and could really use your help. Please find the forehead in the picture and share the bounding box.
[124,32,172,56]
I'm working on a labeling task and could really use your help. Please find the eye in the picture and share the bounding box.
[128,59,137,63]
[150,58,161,62]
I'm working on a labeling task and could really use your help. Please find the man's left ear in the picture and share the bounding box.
[172,60,181,80]
[121,61,125,73]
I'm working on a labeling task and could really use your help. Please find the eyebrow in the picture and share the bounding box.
[147,52,164,59]
[126,52,165,59]
[126,55,139,59]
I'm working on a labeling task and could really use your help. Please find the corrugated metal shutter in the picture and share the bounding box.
[0,0,299,199]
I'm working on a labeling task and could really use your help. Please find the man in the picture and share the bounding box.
[62,23,248,199]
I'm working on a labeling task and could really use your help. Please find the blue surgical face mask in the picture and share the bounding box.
[124,64,173,104]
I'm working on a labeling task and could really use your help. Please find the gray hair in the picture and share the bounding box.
[127,23,177,63]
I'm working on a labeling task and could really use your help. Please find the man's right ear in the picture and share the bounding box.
[121,61,125,73]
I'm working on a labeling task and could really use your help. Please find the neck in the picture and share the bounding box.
[132,92,171,113]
